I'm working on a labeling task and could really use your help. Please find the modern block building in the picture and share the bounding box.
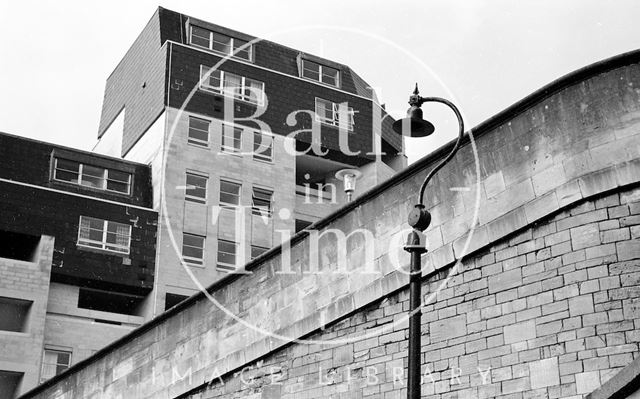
[0,133,158,397]
[1,6,406,396]
[19,49,640,399]
[93,7,406,317]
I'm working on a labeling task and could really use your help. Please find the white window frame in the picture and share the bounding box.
[314,98,355,131]
[219,179,241,208]
[199,66,265,106]
[189,26,253,61]
[217,239,237,272]
[185,172,208,204]
[77,216,131,254]
[41,348,72,383]
[252,131,273,162]
[53,158,132,195]
[187,116,210,147]
[251,186,273,217]
[301,59,340,87]
[221,123,243,154]
[182,233,206,266]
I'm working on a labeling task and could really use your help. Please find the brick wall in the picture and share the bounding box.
[0,236,54,397]
[21,49,640,399]
[186,187,640,399]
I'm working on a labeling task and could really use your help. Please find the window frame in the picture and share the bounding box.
[301,59,340,87]
[216,239,237,271]
[187,116,210,147]
[77,216,131,255]
[199,66,265,106]
[251,186,274,217]
[41,348,72,383]
[53,158,132,195]
[314,98,355,131]
[182,233,206,266]
[189,26,253,61]
[221,123,243,154]
[185,172,208,204]
[219,179,241,208]
[250,245,269,260]
[252,131,273,162]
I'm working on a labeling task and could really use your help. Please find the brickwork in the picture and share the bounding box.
[0,236,54,397]
[184,188,640,399]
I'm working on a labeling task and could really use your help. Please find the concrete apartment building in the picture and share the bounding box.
[0,7,406,397]
[0,133,158,397]
[92,7,406,317]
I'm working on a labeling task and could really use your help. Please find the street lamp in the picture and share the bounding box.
[335,168,362,202]
[391,84,465,399]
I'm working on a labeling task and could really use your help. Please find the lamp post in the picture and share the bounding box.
[391,84,465,399]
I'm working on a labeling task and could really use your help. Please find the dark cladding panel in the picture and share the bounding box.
[0,182,157,295]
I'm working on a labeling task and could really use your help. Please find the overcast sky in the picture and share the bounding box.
[1,1,639,163]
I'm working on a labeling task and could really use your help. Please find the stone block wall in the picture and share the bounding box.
[187,186,640,399]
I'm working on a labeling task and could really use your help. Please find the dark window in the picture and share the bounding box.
[53,158,131,194]
[253,132,273,162]
[0,230,40,261]
[188,116,210,147]
[0,371,23,399]
[252,187,273,217]
[250,245,268,260]
[77,288,144,316]
[217,239,237,271]
[0,297,32,332]
[185,172,208,203]
[165,293,189,311]
[295,219,313,233]
[182,233,205,265]
[302,59,339,87]
[190,26,252,61]
[219,180,241,207]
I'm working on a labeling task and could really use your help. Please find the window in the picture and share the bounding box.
[200,66,265,105]
[165,293,189,311]
[0,297,32,332]
[77,216,131,254]
[219,180,241,207]
[315,98,355,131]
[251,245,268,260]
[54,159,131,195]
[41,349,71,382]
[217,239,237,271]
[253,132,273,162]
[0,371,23,398]
[78,288,144,316]
[190,26,252,60]
[221,124,243,154]
[302,59,340,87]
[252,187,273,217]
[182,233,205,265]
[185,172,208,203]
[188,116,210,147]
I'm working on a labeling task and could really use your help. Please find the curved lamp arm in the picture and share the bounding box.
[414,97,465,205]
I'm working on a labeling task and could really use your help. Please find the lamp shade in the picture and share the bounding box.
[391,105,435,137]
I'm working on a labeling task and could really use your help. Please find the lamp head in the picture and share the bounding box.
[391,84,435,138]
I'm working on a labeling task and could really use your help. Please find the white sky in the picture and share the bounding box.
[1,0,639,163]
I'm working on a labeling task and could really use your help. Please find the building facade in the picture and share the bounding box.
[0,133,158,397]
[19,46,640,399]
[93,7,406,317]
